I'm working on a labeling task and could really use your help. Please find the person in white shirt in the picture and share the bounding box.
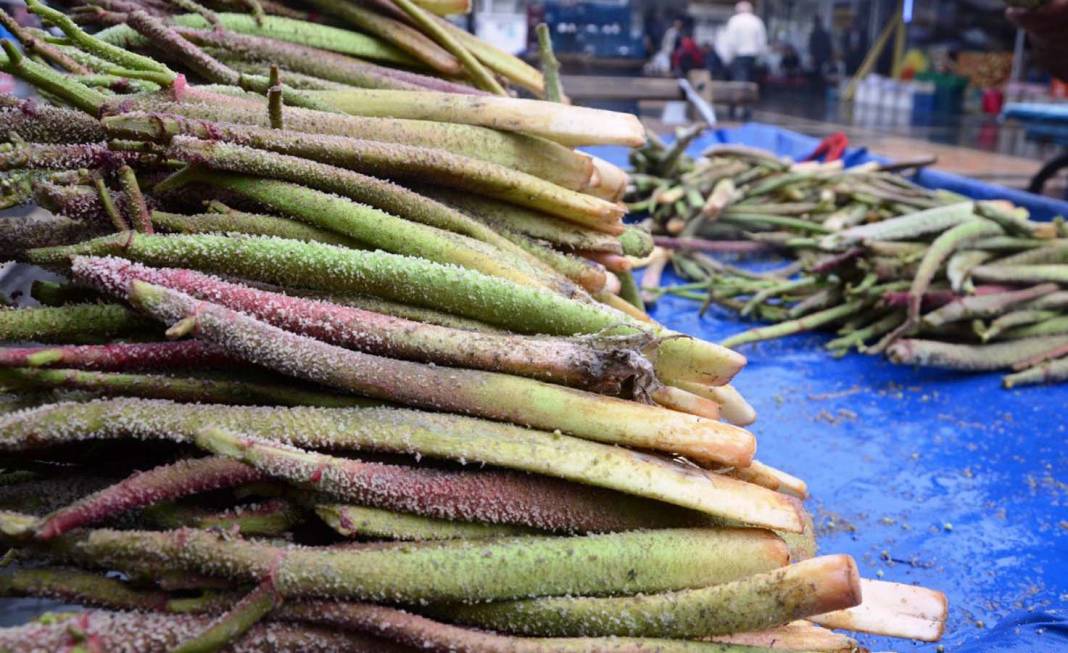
[719,2,767,119]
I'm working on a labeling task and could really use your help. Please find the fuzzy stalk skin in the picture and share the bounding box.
[0,304,155,343]
[0,567,172,611]
[315,503,532,540]
[171,580,281,653]
[0,43,107,115]
[0,513,791,603]
[434,13,544,95]
[0,399,802,530]
[0,211,110,259]
[440,555,862,639]
[0,610,400,653]
[196,427,692,533]
[150,138,574,290]
[304,88,644,147]
[905,219,1003,324]
[820,202,976,249]
[147,498,302,536]
[34,456,263,539]
[305,0,461,76]
[1000,315,1068,339]
[74,257,643,393]
[507,233,609,293]
[175,27,484,94]
[1003,356,1068,387]
[971,263,1068,285]
[0,97,105,143]
[425,188,622,253]
[100,104,592,191]
[392,0,505,94]
[117,115,622,229]
[127,281,758,472]
[279,601,782,653]
[810,578,948,643]
[921,283,1058,327]
[152,209,366,247]
[888,335,1068,371]
[0,340,232,371]
[304,291,500,332]
[95,13,417,66]
[158,168,555,290]
[0,366,371,408]
[0,11,88,73]
[117,164,155,234]
[711,623,858,652]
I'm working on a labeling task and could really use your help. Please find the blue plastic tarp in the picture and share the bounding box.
[590,126,1068,652]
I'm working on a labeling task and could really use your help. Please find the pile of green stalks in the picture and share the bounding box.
[628,129,1068,388]
[0,2,947,650]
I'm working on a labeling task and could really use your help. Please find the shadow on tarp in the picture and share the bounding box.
[956,610,1068,652]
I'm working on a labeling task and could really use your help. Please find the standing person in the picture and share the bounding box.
[720,1,767,119]
[808,14,833,87]
[645,16,684,76]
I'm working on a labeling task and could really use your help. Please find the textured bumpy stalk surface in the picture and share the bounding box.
[0,341,231,371]
[0,398,802,529]
[0,304,156,343]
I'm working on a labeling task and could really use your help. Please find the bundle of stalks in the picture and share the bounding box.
[628,130,1068,387]
[0,2,945,650]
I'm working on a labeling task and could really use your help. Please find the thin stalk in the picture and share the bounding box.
[1,515,793,603]
[117,164,154,233]
[506,234,608,293]
[671,381,757,427]
[0,398,804,531]
[615,271,643,310]
[0,41,107,115]
[0,367,370,408]
[95,13,417,66]
[97,172,129,231]
[652,236,771,254]
[74,257,640,392]
[906,219,1003,324]
[711,622,858,652]
[0,341,231,371]
[146,498,301,535]
[1011,342,1068,371]
[195,426,698,533]
[0,304,154,343]
[127,281,758,471]
[315,503,531,540]
[171,581,281,653]
[305,0,461,76]
[535,23,563,102]
[152,209,366,246]
[0,10,88,73]
[1003,357,1068,388]
[435,13,545,95]
[303,88,645,147]
[971,264,1068,285]
[34,456,262,539]
[1000,315,1068,340]
[946,250,993,293]
[990,242,1068,266]
[922,284,1059,327]
[0,567,172,611]
[821,202,975,249]
[887,335,1068,371]
[721,300,869,349]
[439,555,862,639]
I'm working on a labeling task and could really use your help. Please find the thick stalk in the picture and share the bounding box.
[3,516,792,603]
[1003,357,1068,388]
[0,41,106,115]
[820,202,975,249]
[887,335,1068,371]
[0,97,105,143]
[196,426,699,533]
[34,456,263,539]
[303,88,645,147]
[971,264,1068,285]
[0,399,804,531]
[147,498,301,535]
[922,283,1059,327]
[906,219,1003,324]
[171,581,281,653]
[0,366,370,408]
[721,300,868,349]
[0,304,154,343]
[315,503,531,540]
[0,567,172,612]
[810,578,947,643]
[435,13,544,95]
[127,281,757,471]
[152,209,366,246]
[74,257,642,392]
[0,341,230,372]
[440,555,862,638]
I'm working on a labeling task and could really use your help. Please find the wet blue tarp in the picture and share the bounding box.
[590,126,1068,652]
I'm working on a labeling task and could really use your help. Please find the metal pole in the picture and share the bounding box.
[1011,28,1026,83]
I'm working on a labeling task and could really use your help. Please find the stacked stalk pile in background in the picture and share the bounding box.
[0,1,946,650]
[629,130,1068,388]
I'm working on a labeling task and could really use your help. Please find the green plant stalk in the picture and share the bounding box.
[721,212,832,234]
[721,300,868,348]
[1003,356,1068,388]
[946,249,993,292]
[0,95,105,143]
[157,168,558,290]
[95,13,416,66]
[48,41,177,86]
[145,498,302,536]
[979,309,1059,342]
[0,567,173,612]
[151,209,366,247]
[149,139,574,292]
[0,367,369,408]
[992,243,1068,266]
[0,511,792,603]
[435,13,545,95]
[305,0,461,76]
[826,311,904,353]
[0,13,88,74]
[821,202,975,249]
[424,188,622,252]
[887,335,1068,371]
[196,427,695,533]
[171,581,280,653]
[304,88,645,147]
[439,555,861,638]
[535,23,563,102]
[392,0,505,94]
[971,264,1068,285]
[74,257,635,391]
[0,41,107,115]
[128,282,759,472]
[906,219,1003,323]
[101,101,593,191]
[615,271,643,310]
[315,503,531,540]
[117,165,154,234]
[0,398,803,531]
[922,283,1059,327]
[0,304,154,343]
[506,233,608,293]
[1000,315,1068,340]
[70,73,160,93]
[301,291,500,331]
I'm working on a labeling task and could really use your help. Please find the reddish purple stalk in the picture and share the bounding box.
[35,456,263,540]
[882,289,958,310]
[0,341,233,372]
